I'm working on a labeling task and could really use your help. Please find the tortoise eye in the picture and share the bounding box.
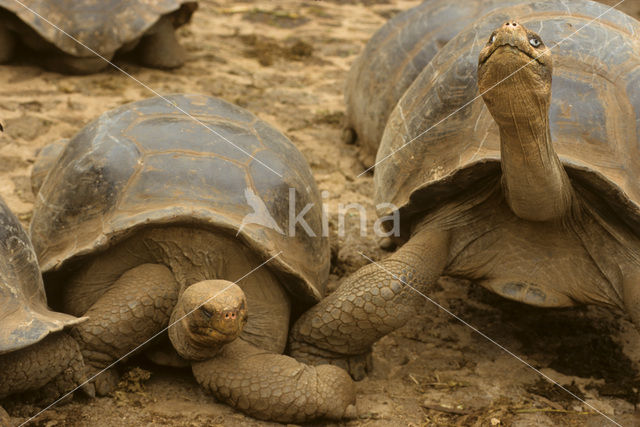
[529,37,541,47]
[200,307,213,319]
[488,34,496,44]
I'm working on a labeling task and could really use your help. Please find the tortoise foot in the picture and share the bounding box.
[89,368,120,396]
[289,341,372,381]
[136,16,185,69]
[193,340,356,422]
[42,54,110,75]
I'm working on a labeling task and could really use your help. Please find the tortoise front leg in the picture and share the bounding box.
[290,227,450,379]
[0,333,86,402]
[192,339,355,423]
[135,16,186,69]
[70,263,178,395]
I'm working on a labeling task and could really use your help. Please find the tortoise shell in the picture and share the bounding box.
[0,0,197,57]
[344,0,524,166]
[0,196,81,354]
[30,94,330,306]
[375,0,640,232]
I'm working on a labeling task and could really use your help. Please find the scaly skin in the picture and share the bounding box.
[290,227,449,379]
[70,263,178,395]
[193,339,355,423]
[0,333,86,402]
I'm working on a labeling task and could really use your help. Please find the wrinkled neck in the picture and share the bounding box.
[498,109,573,222]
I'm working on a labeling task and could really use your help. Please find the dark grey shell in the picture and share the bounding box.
[376,0,640,232]
[0,196,81,355]
[344,0,525,166]
[0,0,197,57]
[30,94,329,306]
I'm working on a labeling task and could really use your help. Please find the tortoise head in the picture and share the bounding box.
[477,21,552,126]
[169,280,248,361]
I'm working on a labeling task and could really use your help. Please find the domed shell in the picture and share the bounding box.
[0,0,197,57]
[30,94,329,306]
[376,0,640,231]
[345,0,524,166]
[0,196,82,355]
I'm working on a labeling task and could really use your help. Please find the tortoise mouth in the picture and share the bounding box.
[207,326,237,337]
[480,43,542,67]
[193,323,241,341]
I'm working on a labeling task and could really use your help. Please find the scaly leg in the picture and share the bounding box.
[135,16,186,69]
[192,339,355,423]
[43,53,111,75]
[70,263,178,395]
[290,227,450,379]
[0,333,85,402]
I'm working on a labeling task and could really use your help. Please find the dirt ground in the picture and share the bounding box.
[3,0,640,426]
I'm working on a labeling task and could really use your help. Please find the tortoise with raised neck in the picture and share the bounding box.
[290,0,640,381]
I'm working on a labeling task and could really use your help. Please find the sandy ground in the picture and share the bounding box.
[3,0,640,426]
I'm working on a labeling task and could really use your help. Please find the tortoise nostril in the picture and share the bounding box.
[224,310,237,320]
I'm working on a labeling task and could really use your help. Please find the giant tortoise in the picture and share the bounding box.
[290,0,640,384]
[29,94,355,422]
[0,195,86,417]
[0,0,197,74]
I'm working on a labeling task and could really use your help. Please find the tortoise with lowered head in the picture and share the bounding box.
[29,94,355,423]
[0,0,197,74]
[345,0,527,167]
[291,0,640,379]
[0,195,87,416]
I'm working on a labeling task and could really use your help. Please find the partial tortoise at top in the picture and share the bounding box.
[290,0,640,380]
[344,0,530,167]
[0,195,87,418]
[29,94,355,423]
[0,0,197,74]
